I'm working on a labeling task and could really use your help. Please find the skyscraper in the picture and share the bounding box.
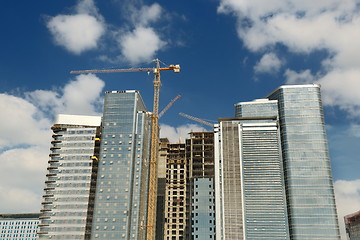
[38,114,102,239]
[90,90,151,240]
[214,103,289,239]
[215,84,340,239]
[267,85,340,239]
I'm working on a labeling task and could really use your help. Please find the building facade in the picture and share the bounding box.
[186,132,215,240]
[38,114,101,239]
[0,213,40,240]
[156,138,170,240]
[215,84,340,239]
[267,85,340,239]
[164,143,187,240]
[90,90,151,240]
[345,210,360,239]
[214,116,289,239]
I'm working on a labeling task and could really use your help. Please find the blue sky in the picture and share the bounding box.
[1,0,359,238]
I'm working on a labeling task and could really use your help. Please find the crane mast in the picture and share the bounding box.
[71,59,180,240]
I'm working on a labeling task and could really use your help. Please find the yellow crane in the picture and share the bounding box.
[71,59,180,240]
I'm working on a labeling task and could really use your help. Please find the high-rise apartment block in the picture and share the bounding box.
[164,143,187,240]
[38,114,101,239]
[215,84,340,239]
[90,91,151,240]
[0,213,40,240]
[345,210,360,239]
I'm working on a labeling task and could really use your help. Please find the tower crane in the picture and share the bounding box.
[71,59,180,240]
[159,94,181,119]
[179,112,214,127]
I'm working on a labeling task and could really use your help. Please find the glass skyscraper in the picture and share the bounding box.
[90,90,151,240]
[38,114,102,239]
[267,85,340,239]
[215,84,340,239]
[214,112,289,239]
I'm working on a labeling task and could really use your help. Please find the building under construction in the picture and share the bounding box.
[156,138,170,240]
[186,132,215,240]
[345,210,360,239]
[159,132,216,240]
[164,143,187,240]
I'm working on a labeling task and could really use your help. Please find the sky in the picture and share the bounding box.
[0,0,359,238]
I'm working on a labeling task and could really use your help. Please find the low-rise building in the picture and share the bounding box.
[0,213,40,240]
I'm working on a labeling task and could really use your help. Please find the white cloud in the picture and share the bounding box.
[284,69,315,84]
[0,94,51,149]
[0,146,48,213]
[47,0,105,54]
[218,0,360,117]
[348,124,360,137]
[0,75,105,213]
[113,3,166,64]
[160,123,206,143]
[318,69,360,117]
[130,3,162,26]
[119,26,166,64]
[254,53,283,74]
[26,74,105,116]
[334,179,360,239]
[0,186,42,213]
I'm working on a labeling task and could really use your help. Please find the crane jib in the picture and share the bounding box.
[70,66,179,75]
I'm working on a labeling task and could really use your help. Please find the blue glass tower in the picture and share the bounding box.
[91,90,151,240]
[267,84,340,239]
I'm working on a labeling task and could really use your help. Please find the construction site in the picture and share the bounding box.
[34,60,342,240]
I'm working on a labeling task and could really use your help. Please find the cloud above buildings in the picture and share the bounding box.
[118,26,165,65]
[160,123,206,143]
[47,0,105,55]
[25,74,105,116]
[116,2,166,64]
[0,74,105,213]
[47,0,167,64]
[218,0,360,118]
[254,53,283,74]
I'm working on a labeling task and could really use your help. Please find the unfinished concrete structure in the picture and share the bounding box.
[156,138,170,240]
[186,132,215,239]
[164,143,187,240]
